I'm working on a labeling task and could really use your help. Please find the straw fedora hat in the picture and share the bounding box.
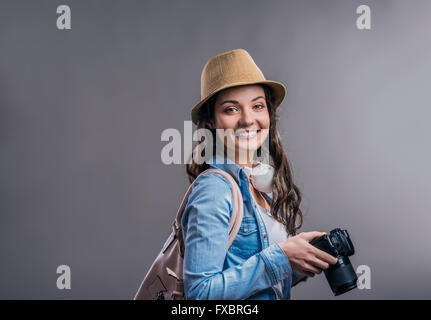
[190,48,287,125]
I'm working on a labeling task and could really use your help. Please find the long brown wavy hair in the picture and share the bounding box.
[184,84,303,236]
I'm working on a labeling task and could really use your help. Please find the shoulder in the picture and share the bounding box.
[193,171,233,192]
[188,172,233,204]
[182,172,234,226]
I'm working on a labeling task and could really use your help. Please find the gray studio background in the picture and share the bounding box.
[1,0,430,299]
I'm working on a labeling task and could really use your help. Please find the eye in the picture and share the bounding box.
[254,104,265,110]
[224,106,238,113]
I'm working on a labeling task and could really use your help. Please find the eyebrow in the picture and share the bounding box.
[220,96,265,105]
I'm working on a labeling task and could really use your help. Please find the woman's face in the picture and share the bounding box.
[209,85,270,163]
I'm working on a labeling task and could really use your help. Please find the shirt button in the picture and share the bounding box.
[244,228,249,232]
[264,235,267,239]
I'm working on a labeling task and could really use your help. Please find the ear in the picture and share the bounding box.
[207,120,215,129]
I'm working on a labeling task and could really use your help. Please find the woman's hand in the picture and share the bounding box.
[278,231,338,277]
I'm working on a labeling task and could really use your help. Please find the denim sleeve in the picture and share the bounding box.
[181,173,292,300]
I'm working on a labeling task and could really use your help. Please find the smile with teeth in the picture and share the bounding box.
[234,130,260,139]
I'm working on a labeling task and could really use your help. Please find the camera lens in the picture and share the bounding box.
[324,256,358,296]
[310,228,357,296]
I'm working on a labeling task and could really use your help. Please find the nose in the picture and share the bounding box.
[238,108,255,128]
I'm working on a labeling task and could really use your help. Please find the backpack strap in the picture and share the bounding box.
[174,168,244,254]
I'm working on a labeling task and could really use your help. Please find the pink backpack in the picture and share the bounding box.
[134,168,244,300]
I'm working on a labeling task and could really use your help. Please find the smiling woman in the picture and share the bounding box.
[180,49,337,300]
[208,85,270,168]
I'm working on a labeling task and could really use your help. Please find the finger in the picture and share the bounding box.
[302,262,322,275]
[300,231,326,242]
[313,247,338,265]
[298,268,314,278]
[309,257,330,270]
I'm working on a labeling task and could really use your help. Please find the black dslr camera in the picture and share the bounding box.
[309,228,357,296]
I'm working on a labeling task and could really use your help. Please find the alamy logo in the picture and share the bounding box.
[356,264,371,290]
[356,5,371,30]
[56,5,71,30]
[56,265,71,290]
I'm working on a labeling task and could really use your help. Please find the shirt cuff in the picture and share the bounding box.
[259,242,293,285]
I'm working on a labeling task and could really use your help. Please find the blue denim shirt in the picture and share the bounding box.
[182,154,302,300]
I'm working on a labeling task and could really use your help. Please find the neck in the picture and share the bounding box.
[233,151,255,168]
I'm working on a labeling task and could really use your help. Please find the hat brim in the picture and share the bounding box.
[190,80,287,125]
